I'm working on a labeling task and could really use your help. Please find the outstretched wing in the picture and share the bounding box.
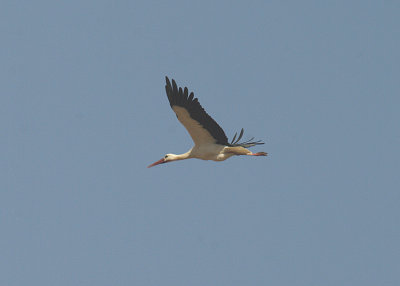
[165,77,229,146]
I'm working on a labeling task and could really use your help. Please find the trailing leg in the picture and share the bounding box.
[250,152,268,156]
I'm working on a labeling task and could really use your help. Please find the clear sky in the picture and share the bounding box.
[1,1,399,285]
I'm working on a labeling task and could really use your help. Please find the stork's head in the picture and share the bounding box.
[147,154,176,168]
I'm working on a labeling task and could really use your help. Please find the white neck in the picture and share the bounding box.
[174,151,192,161]
[169,150,192,162]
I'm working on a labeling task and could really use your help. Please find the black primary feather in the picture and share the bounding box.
[229,128,264,148]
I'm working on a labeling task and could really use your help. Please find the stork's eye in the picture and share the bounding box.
[164,155,168,158]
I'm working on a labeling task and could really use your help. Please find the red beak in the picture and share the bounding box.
[147,158,166,168]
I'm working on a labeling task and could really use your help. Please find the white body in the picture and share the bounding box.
[186,144,235,161]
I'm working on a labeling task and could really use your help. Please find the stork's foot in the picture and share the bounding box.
[251,152,268,156]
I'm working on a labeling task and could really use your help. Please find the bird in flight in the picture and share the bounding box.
[148,77,267,168]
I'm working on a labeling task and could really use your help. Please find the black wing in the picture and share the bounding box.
[165,77,229,145]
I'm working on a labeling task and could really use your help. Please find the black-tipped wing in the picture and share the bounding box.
[165,77,229,146]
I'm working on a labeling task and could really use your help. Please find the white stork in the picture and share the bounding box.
[147,77,267,168]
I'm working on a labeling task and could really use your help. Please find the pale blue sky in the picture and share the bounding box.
[1,1,399,285]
